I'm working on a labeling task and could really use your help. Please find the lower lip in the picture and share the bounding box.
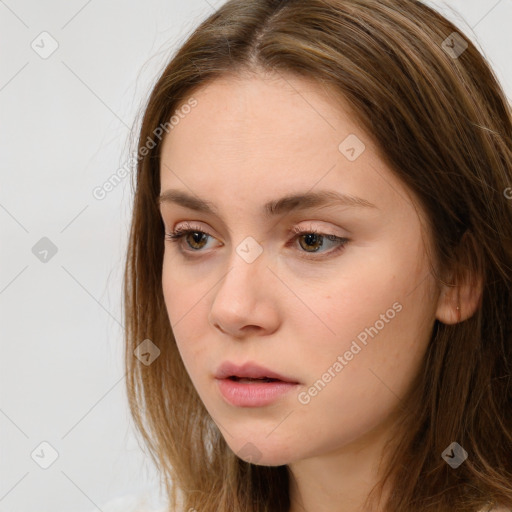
[216,378,299,407]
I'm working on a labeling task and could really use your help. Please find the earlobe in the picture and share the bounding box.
[435,285,461,325]
[435,230,484,325]
[435,272,483,325]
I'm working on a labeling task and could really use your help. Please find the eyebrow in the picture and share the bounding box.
[157,189,377,217]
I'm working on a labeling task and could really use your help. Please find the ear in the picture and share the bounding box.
[435,233,483,325]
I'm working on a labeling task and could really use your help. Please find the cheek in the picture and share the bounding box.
[309,266,400,343]
[302,241,434,380]
[161,259,206,359]
[292,282,432,454]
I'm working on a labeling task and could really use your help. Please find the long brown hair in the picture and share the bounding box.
[123,1,512,510]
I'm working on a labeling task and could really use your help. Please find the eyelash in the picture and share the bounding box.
[164,223,350,260]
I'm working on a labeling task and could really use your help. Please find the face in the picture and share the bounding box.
[158,72,440,466]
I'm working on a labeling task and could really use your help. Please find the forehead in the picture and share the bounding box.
[162,72,356,162]
[158,73,416,222]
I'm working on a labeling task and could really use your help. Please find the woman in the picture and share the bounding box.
[123,0,512,510]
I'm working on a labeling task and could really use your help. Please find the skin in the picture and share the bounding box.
[158,72,478,512]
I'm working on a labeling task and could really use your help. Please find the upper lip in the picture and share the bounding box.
[215,361,299,384]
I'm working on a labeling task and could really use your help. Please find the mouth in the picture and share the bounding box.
[226,376,282,383]
[215,368,300,407]
[215,361,300,384]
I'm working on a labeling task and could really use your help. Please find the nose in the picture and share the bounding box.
[208,243,279,338]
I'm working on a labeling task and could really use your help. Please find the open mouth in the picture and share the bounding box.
[228,376,280,383]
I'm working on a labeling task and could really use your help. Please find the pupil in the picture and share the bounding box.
[188,232,206,249]
[303,233,322,251]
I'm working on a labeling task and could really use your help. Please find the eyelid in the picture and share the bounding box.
[288,222,347,238]
[171,221,219,240]
[169,220,347,240]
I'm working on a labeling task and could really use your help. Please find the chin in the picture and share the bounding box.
[228,438,299,467]
[236,451,292,467]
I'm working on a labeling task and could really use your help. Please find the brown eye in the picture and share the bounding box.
[165,226,216,253]
[183,231,209,250]
[298,233,324,252]
[290,227,349,258]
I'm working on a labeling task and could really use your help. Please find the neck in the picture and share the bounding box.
[287,412,399,512]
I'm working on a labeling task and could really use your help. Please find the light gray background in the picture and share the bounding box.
[1,1,511,511]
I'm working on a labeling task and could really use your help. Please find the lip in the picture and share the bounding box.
[214,361,299,383]
[216,379,299,407]
[214,361,300,407]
